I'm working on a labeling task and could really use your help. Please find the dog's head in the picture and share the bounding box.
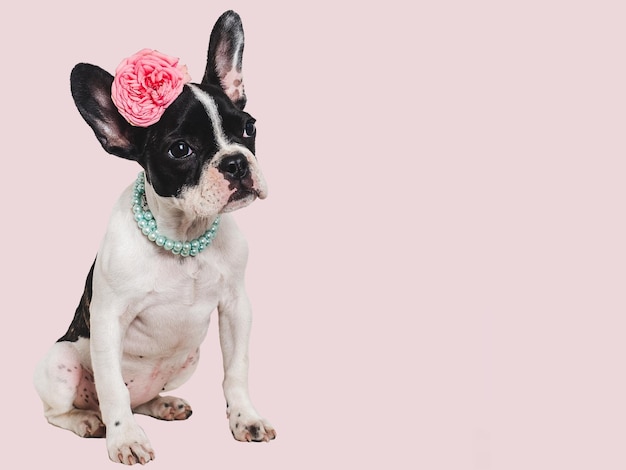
[70,10,266,217]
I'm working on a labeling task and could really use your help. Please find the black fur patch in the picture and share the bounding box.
[143,84,256,199]
[57,259,95,342]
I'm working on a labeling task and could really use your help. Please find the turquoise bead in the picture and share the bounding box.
[132,172,220,258]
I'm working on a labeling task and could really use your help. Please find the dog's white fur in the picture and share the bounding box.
[34,85,274,464]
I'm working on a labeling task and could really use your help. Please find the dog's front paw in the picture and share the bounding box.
[106,423,155,465]
[228,408,276,442]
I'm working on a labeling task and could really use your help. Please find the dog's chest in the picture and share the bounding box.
[122,257,224,357]
[151,257,219,307]
[116,259,222,405]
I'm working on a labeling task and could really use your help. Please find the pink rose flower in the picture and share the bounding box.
[111,49,191,127]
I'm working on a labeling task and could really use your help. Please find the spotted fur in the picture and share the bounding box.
[34,10,276,465]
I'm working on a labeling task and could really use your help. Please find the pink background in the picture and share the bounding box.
[2,0,625,468]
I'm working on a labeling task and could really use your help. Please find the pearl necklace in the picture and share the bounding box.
[132,172,220,257]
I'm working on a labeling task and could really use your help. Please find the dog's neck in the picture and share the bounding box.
[143,180,218,242]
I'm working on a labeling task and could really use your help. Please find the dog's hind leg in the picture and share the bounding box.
[34,340,105,438]
[134,396,193,421]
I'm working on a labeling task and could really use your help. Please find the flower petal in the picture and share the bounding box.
[111,48,191,127]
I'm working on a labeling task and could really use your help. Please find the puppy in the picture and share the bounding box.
[34,10,275,465]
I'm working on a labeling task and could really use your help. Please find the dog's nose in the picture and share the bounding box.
[218,154,249,180]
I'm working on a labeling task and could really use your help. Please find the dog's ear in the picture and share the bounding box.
[202,10,247,109]
[70,63,145,161]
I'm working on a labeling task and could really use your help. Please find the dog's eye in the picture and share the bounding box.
[243,119,256,138]
[168,141,193,159]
